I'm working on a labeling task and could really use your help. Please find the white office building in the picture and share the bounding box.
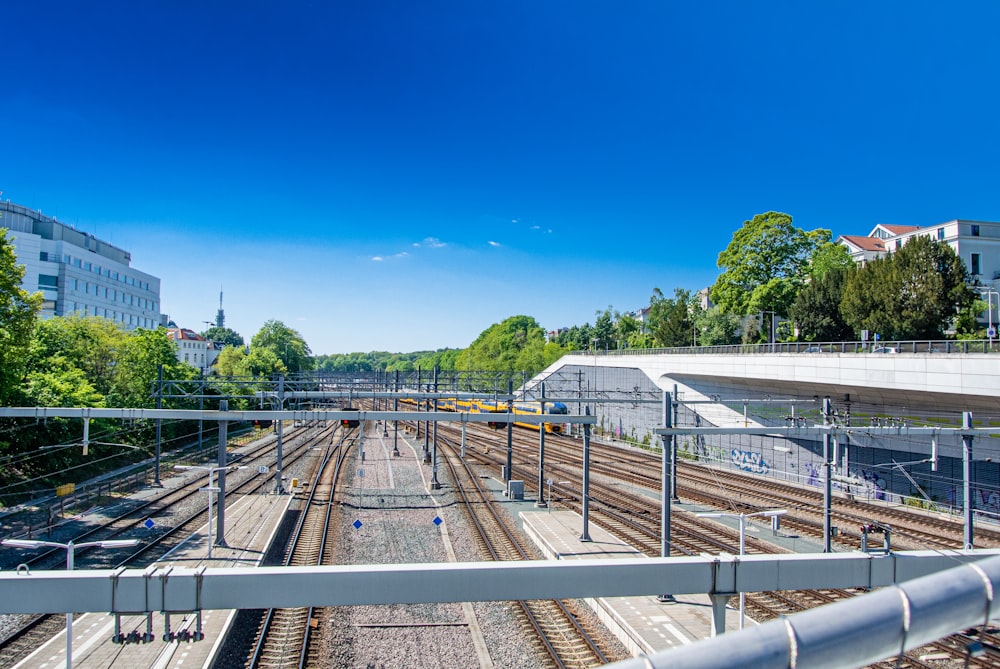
[1,201,161,329]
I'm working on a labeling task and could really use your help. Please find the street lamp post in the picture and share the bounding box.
[175,464,248,558]
[978,288,998,347]
[2,538,139,669]
[695,509,787,630]
[761,311,777,350]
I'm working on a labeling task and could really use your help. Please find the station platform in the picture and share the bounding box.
[12,490,293,669]
[520,509,744,657]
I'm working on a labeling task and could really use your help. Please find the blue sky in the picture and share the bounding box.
[3,2,999,354]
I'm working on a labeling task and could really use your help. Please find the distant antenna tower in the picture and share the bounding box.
[215,289,225,328]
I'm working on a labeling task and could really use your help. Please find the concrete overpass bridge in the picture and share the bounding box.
[547,344,1000,413]
[535,345,1000,517]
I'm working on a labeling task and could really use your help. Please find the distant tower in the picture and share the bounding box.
[215,289,225,328]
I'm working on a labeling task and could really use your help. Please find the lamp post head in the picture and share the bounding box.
[94,540,140,549]
[755,509,788,518]
[2,539,52,549]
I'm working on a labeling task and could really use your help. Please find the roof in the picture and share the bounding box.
[867,223,921,238]
[167,327,206,342]
[879,224,921,234]
[838,235,885,252]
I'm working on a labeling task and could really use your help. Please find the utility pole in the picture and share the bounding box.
[823,397,832,552]
[154,364,163,486]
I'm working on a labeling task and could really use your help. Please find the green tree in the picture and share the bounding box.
[694,306,741,346]
[553,324,595,351]
[807,241,854,281]
[615,312,647,349]
[456,315,556,373]
[29,315,126,398]
[0,229,42,404]
[250,320,314,373]
[214,345,247,377]
[841,236,975,340]
[593,307,616,350]
[201,326,244,348]
[236,347,287,377]
[791,266,856,341]
[711,212,829,331]
[414,349,461,372]
[24,356,104,408]
[647,288,696,347]
[954,299,985,339]
[111,328,197,407]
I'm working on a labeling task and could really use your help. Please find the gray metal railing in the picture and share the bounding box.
[574,339,1000,356]
[603,554,1000,669]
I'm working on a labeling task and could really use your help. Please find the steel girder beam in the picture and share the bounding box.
[0,551,995,615]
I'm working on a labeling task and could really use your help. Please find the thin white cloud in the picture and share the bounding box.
[413,236,447,248]
[372,251,409,262]
[488,240,501,247]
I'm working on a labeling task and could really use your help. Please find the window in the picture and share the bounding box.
[39,251,48,261]
[972,253,981,275]
[972,224,981,237]
[38,274,58,289]
[895,240,902,250]
[937,228,945,240]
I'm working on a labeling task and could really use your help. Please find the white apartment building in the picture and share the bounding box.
[1,201,161,329]
[839,219,1000,324]
[166,327,214,375]
[839,220,1000,288]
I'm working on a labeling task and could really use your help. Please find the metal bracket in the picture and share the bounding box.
[160,566,205,642]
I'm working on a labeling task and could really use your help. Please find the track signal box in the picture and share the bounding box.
[341,408,360,429]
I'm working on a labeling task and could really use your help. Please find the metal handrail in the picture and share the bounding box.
[574,339,1000,356]
[602,554,1000,669]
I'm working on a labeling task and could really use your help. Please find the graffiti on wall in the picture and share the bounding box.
[731,449,770,475]
[804,463,821,487]
[946,486,1000,516]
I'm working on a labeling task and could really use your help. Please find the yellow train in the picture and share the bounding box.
[400,397,569,434]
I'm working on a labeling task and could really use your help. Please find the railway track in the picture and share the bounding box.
[246,426,355,669]
[0,422,338,669]
[438,434,615,669]
[409,416,1000,668]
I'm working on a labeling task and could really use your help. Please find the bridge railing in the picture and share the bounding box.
[573,339,1000,356]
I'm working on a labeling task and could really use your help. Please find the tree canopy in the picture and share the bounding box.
[694,305,741,346]
[711,211,830,321]
[455,315,564,373]
[250,320,314,373]
[791,266,856,342]
[647,288,698,347]
[0,229,42,404]
[201,326,244,348]
[840,236,975,340]
[2,315,202,505]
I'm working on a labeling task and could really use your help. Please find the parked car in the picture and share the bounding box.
[871,346,899,354]
[802,346,825,353]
